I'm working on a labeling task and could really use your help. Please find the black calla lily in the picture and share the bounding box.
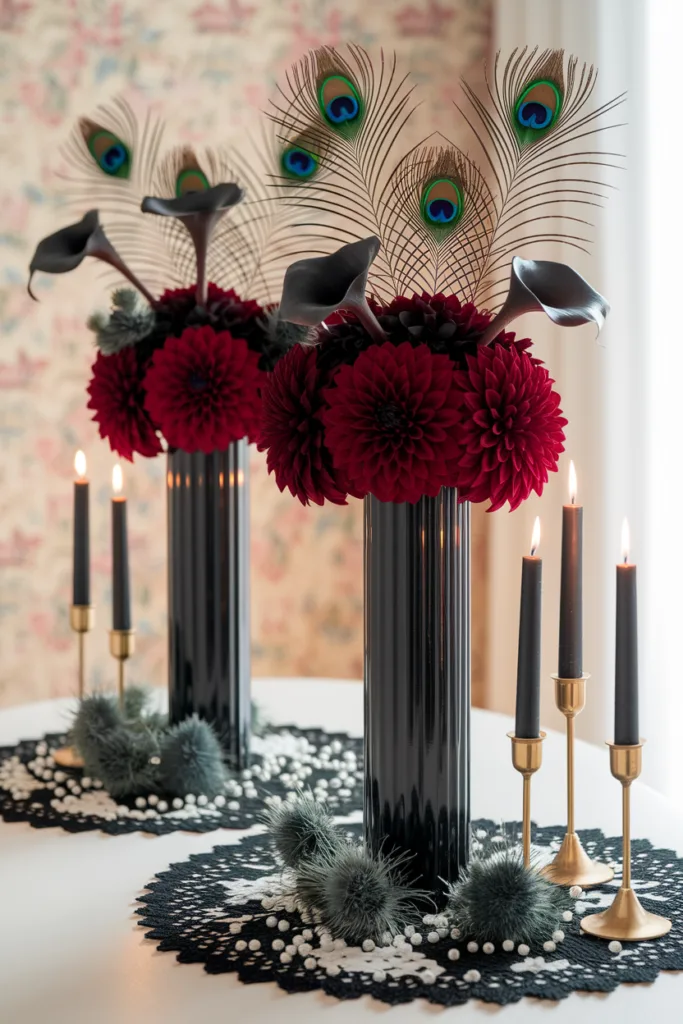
[28,210,156,307]
[141,183,243,306]
[479,256,609,346]
[279,236,386,343]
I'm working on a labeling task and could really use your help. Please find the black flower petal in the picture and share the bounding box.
[279,236,381,326]
[480,256,610,346]
[141,183,243,218]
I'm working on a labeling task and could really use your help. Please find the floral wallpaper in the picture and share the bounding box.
[0,0,491,706]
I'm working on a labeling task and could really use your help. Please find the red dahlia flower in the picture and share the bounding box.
[258,344,350,506]
[451,343,567,511]
[322,341,462,504]
[143,325,264,454]
[87,347,162,462]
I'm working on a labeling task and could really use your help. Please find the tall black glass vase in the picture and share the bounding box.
[364,489,470,897]
[167,442,250,769]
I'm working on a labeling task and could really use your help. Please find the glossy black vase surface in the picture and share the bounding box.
[167,443,250,769]
[364,489,470,897]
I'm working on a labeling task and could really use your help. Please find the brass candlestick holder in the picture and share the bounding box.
[541,675,614,887]
[508,732,545,866]
[53,604,95,769]
[582,742,672,941]
[109,629,135,704]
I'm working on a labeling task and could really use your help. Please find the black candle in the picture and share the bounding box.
[615,518,638,745]
[73,450,90,606]
[111,464,131,631]
[558,460,582,678]
[515,517,542,739]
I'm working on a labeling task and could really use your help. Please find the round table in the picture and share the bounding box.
[0,678,680,1023]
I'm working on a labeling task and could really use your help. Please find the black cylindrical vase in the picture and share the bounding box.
[167,442,250,769]
[364,489,470,897]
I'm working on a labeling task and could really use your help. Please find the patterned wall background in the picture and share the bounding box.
[0,0,491,706]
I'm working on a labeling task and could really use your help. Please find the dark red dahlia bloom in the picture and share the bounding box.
[87,348,162,462]
[316,291,532,374]
[143,325,264,454]
[322,341,462,504]
[451,343,567,512]
[258,344,350,506]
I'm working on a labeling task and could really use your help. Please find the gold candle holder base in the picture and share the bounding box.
[508,732,545,867]
[582,742,672,942]
[109,629,135,703]
[541,674,614,888]
[54,604,96,769]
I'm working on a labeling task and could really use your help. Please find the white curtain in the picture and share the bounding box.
[487,2,663,785]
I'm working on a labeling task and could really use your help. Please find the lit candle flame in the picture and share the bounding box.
[74,450,86,479]
[621,517,630,564]
[112,463,123,495]
[569,460,577,505]
[530,516,541,557]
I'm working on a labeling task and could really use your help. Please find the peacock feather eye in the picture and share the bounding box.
[421,178,463,230]
[318,74,362,130]
[281,145,319,180]
[175,167,210,197]
[514,79,562,144]
[87,130,131,178]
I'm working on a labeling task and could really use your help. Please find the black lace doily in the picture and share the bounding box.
[0,726,362,835]
[137,820,683,1006]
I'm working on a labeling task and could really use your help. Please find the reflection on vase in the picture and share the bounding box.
[364,489,470,897]
[167,442,250,769]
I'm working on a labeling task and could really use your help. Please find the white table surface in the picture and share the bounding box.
[0,677,680,1023]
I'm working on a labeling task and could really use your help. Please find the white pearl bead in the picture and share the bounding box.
[54,787,66,798]
[333,938,346,949]
[235,940,247,951]
[298,943,312,955]
[145,809,157,819]
[450,927,461,939]
[404,924,415,937]
[147,794,159,806]
[135,797,147,809]
[302,929,313,940]
[185,794,196,805]
[562,911,573,922]
[543,941,556,953]
[483,942,494,954]
[266,916,277,928]
[437,927,449,939]
[81,777,92,788]
[228,801,240,811]
[422,970,435,985]
[609,940,623,954]
[292,935,304,946]
[464,969,481,983]
[157,800,168,813]
[304,957,316,970]
[427,932,439,944]
[278,920,290,932]
[372,970,386,982]
[36,743,47,756]
[53,771,66,783]
[280,952,292,964]
[502,939,514,952]
[410,933,422,946]
[172,798,184,810]
[272,939,285,951]
[448,948,460,961]
[326,965,340,977]
[362,939,375,952]
[248,939,261,951]
[214,794,226,808]
[552,930,565,943]
[518,944,530,956]
[229,923,242,934]
[467,941,478,953]
[381,932,392,946]
[569,885,583,898]
[71,786,82,796]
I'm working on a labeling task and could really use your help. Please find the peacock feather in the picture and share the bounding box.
[269,45,623,310]
[269,44,419,300]
[457,46,625,306]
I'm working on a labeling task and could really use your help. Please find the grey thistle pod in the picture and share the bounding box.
[478,256,610,347]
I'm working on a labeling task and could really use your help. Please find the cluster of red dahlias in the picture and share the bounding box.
[258,293,567,511]
[86,285,266,460]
